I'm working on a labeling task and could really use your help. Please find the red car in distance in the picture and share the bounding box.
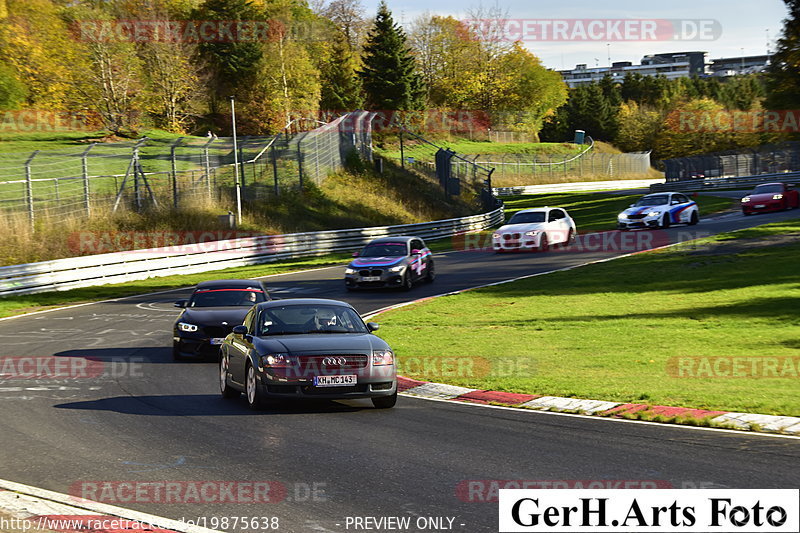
[741,182,799,215]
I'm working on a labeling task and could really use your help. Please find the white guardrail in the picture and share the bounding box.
[0,207,504,297]
[493,179,665,196]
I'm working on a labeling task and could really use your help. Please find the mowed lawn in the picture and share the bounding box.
[376,218,800,416]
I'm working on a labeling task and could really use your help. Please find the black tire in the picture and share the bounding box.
[538,233,549,252]
[742,210,751,216]
[688,211,699,226]
[245,364,265,410]
[372,391,397,409]
[172,344,183,362]
[220,357,239,399]
[401,273,413,291]
[661,213,671,229]
[425,261,435,283]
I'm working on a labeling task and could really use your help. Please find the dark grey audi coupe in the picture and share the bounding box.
[219,298,397,409]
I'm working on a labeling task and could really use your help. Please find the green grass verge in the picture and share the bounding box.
[376,139,582,161]
[375,218,800,416]
[0,254,351,320]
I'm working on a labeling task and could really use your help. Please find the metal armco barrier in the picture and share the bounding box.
[649,172,800,192]
[0,207,504,297]
[495,179,665,196]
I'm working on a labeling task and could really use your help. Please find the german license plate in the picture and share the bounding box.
[755,204,765,208]
[361,276,380,282]
[314,375,357,387]
[209,338,225,345]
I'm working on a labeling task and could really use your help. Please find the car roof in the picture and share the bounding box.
[365,236,417,244]
[257,298,353,309]
[195,279,265,290]
[754,182,784,187]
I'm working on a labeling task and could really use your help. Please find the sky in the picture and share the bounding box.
[361,0,789,70]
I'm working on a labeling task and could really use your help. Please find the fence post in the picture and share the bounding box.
[271,142,279,196]
[170,137,184,209]
[25,150,39,227]
[81,144,95,217]
[202,137,215,200]
[297,138,304,190]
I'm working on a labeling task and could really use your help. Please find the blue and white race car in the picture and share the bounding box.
[617,192,699,230]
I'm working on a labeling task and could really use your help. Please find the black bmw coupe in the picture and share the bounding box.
[173,279,271,361]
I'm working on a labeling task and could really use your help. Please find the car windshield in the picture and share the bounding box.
[259,305,368,336]
[188,288,266,307]
[635,195,669,207]
[359,243,407,257]
[508,212,546,224]
[752,184,783,194]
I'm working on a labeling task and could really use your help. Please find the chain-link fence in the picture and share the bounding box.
[0,111,375,224]
[467,151,653,184]
[663,142,800,182]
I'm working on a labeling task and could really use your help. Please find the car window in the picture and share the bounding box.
[188,288,267,307]
[259,305,368,335]
[673,194,689,204]
[753,184,784,194]
[360,243,408,257]
[243,309,255,332]
[410,239,424,251]
[635,195,668,206]
[508,212,546,224]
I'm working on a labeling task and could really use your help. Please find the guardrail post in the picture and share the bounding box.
[25,150,39,227]
[81,144,95,217]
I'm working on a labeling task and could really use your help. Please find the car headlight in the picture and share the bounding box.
[260,353,291,368]
[524,231,539,237]
[389,265,405,273]
[492,233,501,239]
[618,213,627,219]
[647,210,661,217]
[345,268,357,275]
[741,197,751,203]
[177,322,198,332]
[372,349,394,365]
[773,194,784,200]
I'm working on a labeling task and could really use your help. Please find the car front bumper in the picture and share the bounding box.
[492,234,541,251]
[742,201,783,213]
[255,373,397,399]
[344,273,405,289]
[173,335,223,359]
[617,216,661,229]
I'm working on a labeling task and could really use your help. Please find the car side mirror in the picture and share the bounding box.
[232,325,248,335]
[411,249,421,255]
[367,322,380,332]
[174,300,187,308]
[629,204,634,208]
[352,251,360,258]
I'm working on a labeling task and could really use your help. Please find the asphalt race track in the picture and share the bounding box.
[1,207,799,532]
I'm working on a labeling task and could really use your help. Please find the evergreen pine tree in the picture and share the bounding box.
[320,31,364,110]
[358,1,424,110]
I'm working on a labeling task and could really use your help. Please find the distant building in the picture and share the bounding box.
[559,51,708,87]
[708,55,770,77]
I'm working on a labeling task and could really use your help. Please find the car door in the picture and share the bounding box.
[672,193,691,223]
[546,210,562,243]
[229,308,256,385]
[409,238,427,281]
